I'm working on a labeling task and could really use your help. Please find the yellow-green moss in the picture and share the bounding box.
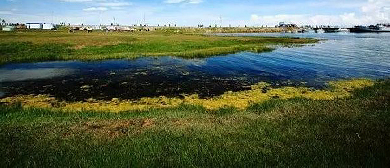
[0,79,374,112]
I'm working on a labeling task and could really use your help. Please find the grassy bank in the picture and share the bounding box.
[1,79,390,167]
[0,31,316,64]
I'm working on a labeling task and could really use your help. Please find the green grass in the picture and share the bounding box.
[0,42,73,63]
[0,31,316,64]
[1,79,389,167]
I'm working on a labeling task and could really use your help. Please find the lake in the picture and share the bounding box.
[1,32,389,101]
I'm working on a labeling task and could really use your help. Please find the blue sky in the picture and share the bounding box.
[0,0,389,26]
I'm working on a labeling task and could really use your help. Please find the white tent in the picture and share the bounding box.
[43,23,55,30]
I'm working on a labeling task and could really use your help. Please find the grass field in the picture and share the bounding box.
[1,29,389,167]
[0,30,316,64]
[1,79,389,167]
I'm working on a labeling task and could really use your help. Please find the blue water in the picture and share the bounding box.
[213,32,390,80]
[1,32,389,100]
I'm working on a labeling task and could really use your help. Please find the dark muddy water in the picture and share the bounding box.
[1,33,390,101]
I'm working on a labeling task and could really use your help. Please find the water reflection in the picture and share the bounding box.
[0,68,75,82]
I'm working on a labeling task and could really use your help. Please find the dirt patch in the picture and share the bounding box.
[141,119,154,127]
[67,119,155,139]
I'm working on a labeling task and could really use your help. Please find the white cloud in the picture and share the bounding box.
[361,0,390,23]
[110,7,125,10]
[83,7,108,11]
[188,0,202,4]
[61,0,93,2]
[164,0,203,4]
[251,14,304,26]
[72,1,132,12]
[250,13,369,26]
[307,1,366,9]
[60,0,132,6]
[98,2,132,7]
[4,0,389,26]
[251,0,390,26]
[0,11,13,15]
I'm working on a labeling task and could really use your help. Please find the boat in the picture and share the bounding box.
[348,24,390,33]
[322,27,340,33]
[313,27,324,33]
[378,24,390,31]
[297,29,307,33]
[339,28,349,32]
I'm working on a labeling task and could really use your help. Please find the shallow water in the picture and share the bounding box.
[1,32,389,101]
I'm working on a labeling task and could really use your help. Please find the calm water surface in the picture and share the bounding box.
[1,33,389,101]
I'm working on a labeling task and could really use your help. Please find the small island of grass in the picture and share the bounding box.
[0,30,317,64]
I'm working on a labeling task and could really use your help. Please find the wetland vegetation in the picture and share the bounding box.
[0,30,316,64]
[1,79,389,167]
[0,79,375,112]
[1,30,390,167]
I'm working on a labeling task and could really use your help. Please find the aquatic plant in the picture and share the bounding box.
[0,79,374,112]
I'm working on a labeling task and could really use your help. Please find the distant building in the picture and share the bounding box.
[26,23,56,30]
[104,25,136,32]
[70,25,82,30]
[42,23,55,30]
[106,25,117,31]
[278,22,297,28]
[2,26,15,31]
[26,23,43,29]
[16,24,27,29]
[91,25,103,30]
[117,26,131,31]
